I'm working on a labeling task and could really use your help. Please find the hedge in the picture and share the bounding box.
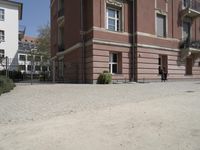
[0,76,15,95]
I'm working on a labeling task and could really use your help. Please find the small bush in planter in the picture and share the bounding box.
[97,71,112,84]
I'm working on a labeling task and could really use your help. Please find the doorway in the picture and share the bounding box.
[186,57,193,75]
[158,55,168,74]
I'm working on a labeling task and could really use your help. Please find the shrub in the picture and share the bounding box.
[0,76,15,95]
[97,71,112,84]
[0,70,23,82]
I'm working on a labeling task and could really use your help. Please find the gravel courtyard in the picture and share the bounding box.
[0,81,200,150]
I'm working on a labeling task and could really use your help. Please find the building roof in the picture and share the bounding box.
[21,35,37,43]
[0,0,23,20]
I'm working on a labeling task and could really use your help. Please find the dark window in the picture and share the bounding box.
[35,56,41,62]
[0,30,5,41]
[27,55,33,61]
[27,65,32,71]
[19,55,26,61]
[0,9,5,21]
[35,65,41,71]
[42,66,48,71]
[0,49,5,58]
[19,65,26,71]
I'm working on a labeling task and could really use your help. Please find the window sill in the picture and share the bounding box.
[184,74,193,76]
[156,35,167,39]
[105,29,125,34]
[112,73,123,76]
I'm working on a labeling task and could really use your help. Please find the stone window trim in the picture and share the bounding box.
[155,10,168,38]
[105,0,125,32]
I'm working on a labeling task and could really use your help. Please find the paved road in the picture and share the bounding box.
[0,81,200,150]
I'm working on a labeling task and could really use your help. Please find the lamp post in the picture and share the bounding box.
[30,49,36,85]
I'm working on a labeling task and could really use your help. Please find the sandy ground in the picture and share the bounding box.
[0,81,200,150]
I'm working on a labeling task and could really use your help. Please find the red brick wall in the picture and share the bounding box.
[136,0,200,81]
[50,0,58,57]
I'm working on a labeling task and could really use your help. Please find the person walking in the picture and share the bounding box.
[162,67,167,82]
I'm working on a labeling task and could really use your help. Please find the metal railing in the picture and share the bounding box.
[184,0,200,12]
[180,39,200,49]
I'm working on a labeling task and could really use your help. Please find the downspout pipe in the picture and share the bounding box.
[80,0,85,83]
[132,0,136,82]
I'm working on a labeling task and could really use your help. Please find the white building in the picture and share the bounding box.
[0,0,23,70]
[17,36,50,75]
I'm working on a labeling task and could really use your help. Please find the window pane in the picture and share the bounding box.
[0,30,5,41]
[109,64,111,73]
[35,66,41,71]
[112,64,118,74]
[117,10,120,19]
[107,7,121,32]
[108,18,115,26]
[112,53,118,62]
[27,55,33,61]
[183,21,190,40]
[35,56,41,61]
[19,65,26,71]
[117,20,120,31]
[108,9,115,18]
[27,65,32,71]
[0,9,4,20]
[157,14,166,37]
[19,55,26,61]
[0,49,5,58]
[42,66,47,71]
[108,25,115,31]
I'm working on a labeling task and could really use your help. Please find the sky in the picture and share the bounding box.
[16,0,50,37]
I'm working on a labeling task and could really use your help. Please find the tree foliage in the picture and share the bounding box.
[37,23,50,57]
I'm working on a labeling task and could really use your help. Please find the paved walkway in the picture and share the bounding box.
[0,81,200,150]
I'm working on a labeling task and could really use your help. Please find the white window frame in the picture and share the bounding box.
[19,54,26,61]
[0,9,4,21]
[106,7,121,32]
[109,53,118,74]
[0,30,5,42]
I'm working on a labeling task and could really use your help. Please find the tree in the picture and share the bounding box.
[37,23,50,57]
[36,23,51,80]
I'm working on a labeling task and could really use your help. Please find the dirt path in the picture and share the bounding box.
[0,81,200,150]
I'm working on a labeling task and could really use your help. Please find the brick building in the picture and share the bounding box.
[50,0,200,83]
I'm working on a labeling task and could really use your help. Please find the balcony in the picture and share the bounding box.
[180,39,200,59]
[58,44,65,52]
[180,0,200,19]
[57,8,65,27]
